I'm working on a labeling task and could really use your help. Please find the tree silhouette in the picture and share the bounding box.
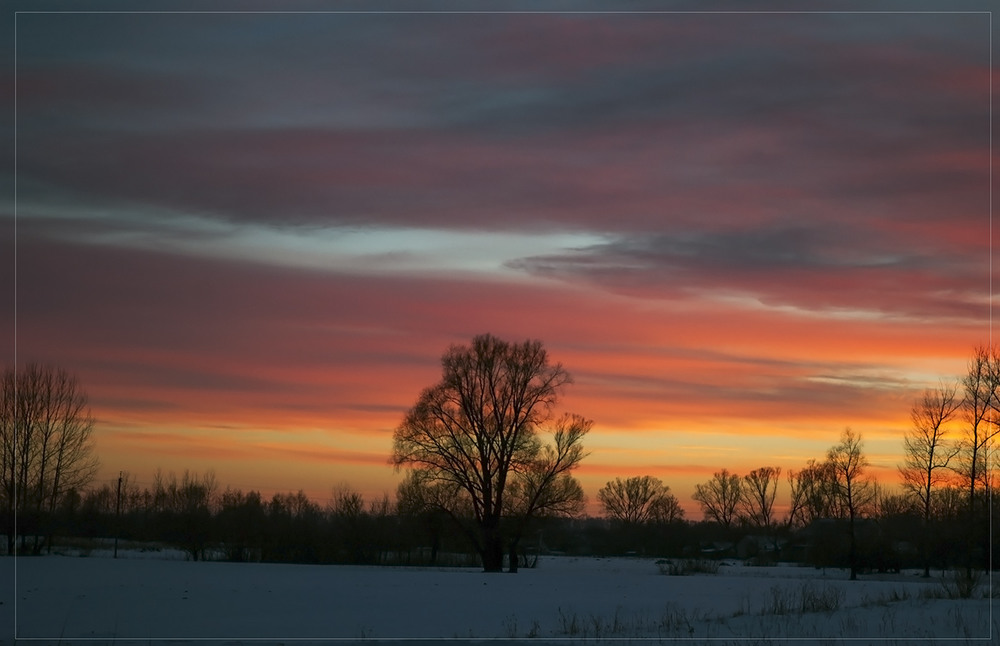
[786,459,838,529]
[598,475,678,525]
[155,470,217,561]
[741,466,781,534]
[264,490,323,562]
[899,384,961,577]
[692,469,743,529]
[392,333,589,572]
[1,364,99,554]
[827,428,875,580]
[958,345,999,576]
[217,488,265,562]
[396,469,454,564]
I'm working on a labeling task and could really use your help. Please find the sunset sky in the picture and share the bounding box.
[4,4,994,517]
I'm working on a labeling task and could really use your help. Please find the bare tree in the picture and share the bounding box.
[330,484,365,518]
[1,369,14,554]
[692,469,743,529]
[217,487,265,562]
[392,334,589,572]
[501,413,589,571]
[899,384,961,577]
[649,489,685,524]
[958,345,1000,575]
[786,460,838,529]
[395,469,456,565]
[874,484,917,519]
[159,469,217,561]
[598,475,678,525]
[329,484,371,564]
[741,466,781,532]
[0,365,99,554]
[827,428,876,580]
[930,484,965,524]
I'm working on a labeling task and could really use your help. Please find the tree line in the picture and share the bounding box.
[650,345,1000,579]
[60,470,463,565]
[36,460,999,576]
[1,337,997,576]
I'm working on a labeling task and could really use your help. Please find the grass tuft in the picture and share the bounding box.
[657,558,720,576]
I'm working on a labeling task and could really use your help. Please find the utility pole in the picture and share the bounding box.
[114,472,123,559]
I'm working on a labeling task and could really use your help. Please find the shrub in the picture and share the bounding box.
[799,581,844,612]
[939,569,983,599]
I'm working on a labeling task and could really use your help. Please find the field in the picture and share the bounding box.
[3,549,996,644]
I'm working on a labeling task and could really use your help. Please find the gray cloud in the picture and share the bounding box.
[509,220,985,321]
[12,11,989,233]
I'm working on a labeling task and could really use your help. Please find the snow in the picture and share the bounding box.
[3,553,996,644]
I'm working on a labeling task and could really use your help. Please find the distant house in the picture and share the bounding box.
[789,518,905,573]
[736,534,785,561]
[698,541,735,559]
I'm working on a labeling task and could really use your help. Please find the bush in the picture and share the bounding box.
[939,569,983,599]
[799,581,844,612]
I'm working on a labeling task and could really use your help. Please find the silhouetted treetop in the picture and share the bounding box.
[392,333,589,572]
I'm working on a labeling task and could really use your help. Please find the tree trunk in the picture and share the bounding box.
[480,523,504,572]
[848,513,858,581]
[967,438,978,581]
[920,516,931,578]
[508,542,518,573]
[481,546,503,572]
[4,507,13,555]
[922,487,931,578]
[428,516,441,565]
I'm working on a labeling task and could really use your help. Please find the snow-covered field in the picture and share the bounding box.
[3,551,996,644]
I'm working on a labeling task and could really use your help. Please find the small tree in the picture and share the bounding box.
[958,345,999,576]
[329,484,369,564]
[501,413,589,571]
[786,459,839,529]
[827,428,876,580]
[692,469,743,529]
[157,470,217,561]
[392,334,589,572]
[598,475,677,525]
[649,489,685,524]
[264,490,323,563]
[217,488,265,562]
[899,384,961,577]
[396,470,453,564]
[741,466,781,531]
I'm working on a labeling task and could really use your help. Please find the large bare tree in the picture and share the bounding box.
[827,428,875,580]
[392,334,589,572]
[692,469,743,529]
[899,384,961,577]
[0,364,99,554]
